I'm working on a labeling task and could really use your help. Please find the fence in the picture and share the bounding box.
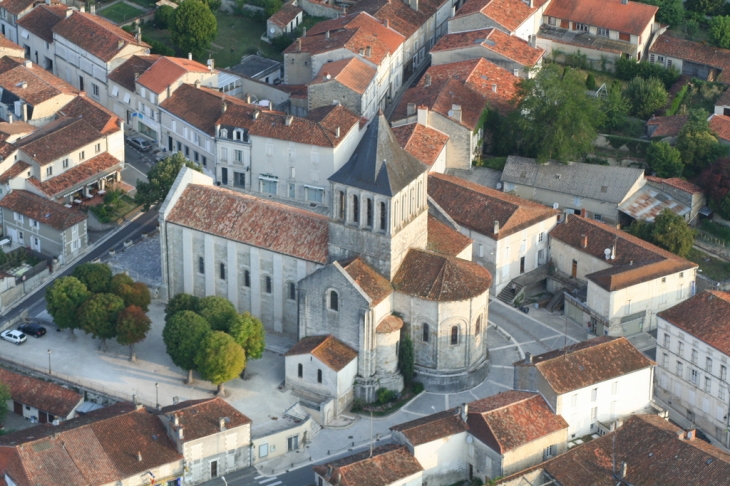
[697,229,727,248]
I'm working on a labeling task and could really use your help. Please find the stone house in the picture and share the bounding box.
[307,56,378,118]
[107,54,217,143]
[655,290,730,448]
[284,334,358,422]
[467,391,568,481]
[650,32,730,83]
[448,0,549,40]
[391,121,449,172]
[430,28,544,78]
[0,189,87,262]
[159,397,253,485]
[15,3,65,72]
[0,367,83,423]
[266,0,303,39]
[428,172,559,295]
[550,214,697,336]
[390,407,470,485]
[513,336,655,439]
[0,0,45,45]
[314,444,424,486]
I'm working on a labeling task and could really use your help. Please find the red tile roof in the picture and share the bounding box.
[340,257,393,305]
[52,11,149,62]
[645,175,703,194]
[454,0,549,32]
[160,84,251,136]
[0,161,29,184]
[651,34,730,83]
[429,173,558,240]
[309,57,377,95]
[646,114,688,138]
[426,215,473,256]
[514,336,654,395]
[0,35,23,56]
[0,121,36,141]
[391,409,469,446]
[17,4,68,44]
[15,117,102,165]
[549,214,696,291]
[136,56,211,94]
[0,0,45,16]
[376,314,404,333]
[285,335,358,371]
[0,56,76,106]
[391,122,448,166]
[159,397,251,442]
[59,94,121,134]
[432,28,544,67]
[544,0,657,36]
[349,0,447,38]
[166,183,330,264]
[467,391,568,453]
[313,444,423,486]
[108,55,161,91]
[27,152,121,198]
[0,368,82,417]
[308,12,404,52]
[0,190,86,230]
[710,114,730,142]
[658,291,730,355]
[268,0,302,27]
[392,248,492,301]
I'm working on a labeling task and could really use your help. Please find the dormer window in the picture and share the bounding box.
[220,129,228,138]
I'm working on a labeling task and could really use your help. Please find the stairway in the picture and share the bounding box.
[497,282,524,305]
[546,291,565,313]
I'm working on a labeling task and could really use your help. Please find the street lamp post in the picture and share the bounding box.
[221,477,228,486]
[47,350,51,375]
[155,382,159,410]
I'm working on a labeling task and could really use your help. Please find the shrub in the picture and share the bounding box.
[710,16,730,49]
[666,84,689,116]
[155,4,176,28]
[376,387,397,404]
[614,57,679,89]
[585,72,597,90]
[411,382,424,394]
[624,76,668,119]
[351,398,365,412]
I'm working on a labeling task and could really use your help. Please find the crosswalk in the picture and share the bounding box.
[254,475,283,486]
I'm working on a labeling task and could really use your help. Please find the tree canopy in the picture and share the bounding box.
[0,382,10,424]
[697,159,730,219]
[135,152,202,211]
[676,109,726,176]
[162,310,211,383]
[46,277,90,335]
[710,16,730,48]
[647,141,684,178]
[628,209,696,257]
[195,331,245,395]
[72,263,112,294]
[165,293,200,321]
[601,81,631,133]
[197,296,237,332]
[170,0,217,59]
[116,305,152,362]
[624,76,668,119]
[641,0,685,26]
[398,335,415,388]
[228,312,266,362]
[78,293,126,351]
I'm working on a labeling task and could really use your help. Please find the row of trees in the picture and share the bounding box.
[627,209,697,258]
[162,294,265,395]
[45,264,152,360]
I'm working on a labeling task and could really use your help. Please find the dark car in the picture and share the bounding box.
[17,322,46,338]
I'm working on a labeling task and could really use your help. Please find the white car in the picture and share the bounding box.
[1,330,26,345]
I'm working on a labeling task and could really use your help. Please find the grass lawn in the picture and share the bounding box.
[99,2,146,23]
[89,195,139,224]
[570,67,626,90]
[128,0,157,8]
[687,247,730,282]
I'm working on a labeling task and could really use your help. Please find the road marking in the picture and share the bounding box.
[488,380,512,390]
[490,365,514,369]
[259,478,278,484]
[490,343,518,351]
[267,482,282,486]
[401,409,426,416]
[124,162,148,181]
[469,389,480,400]
[254,476,265,480]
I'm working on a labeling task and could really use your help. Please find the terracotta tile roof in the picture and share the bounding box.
[498,414,730,485]
[550,214,696,291]
[391,409,468,446]
[58,94,121,134]
[718,86,730,106]
[313,444,423,486]
[391,122,448,166]
[0,56,76,106]
[645,176,703,194]
[0,35,23,56]
[647,114,688,138]
[426,215,472,256]
[0,368,82,417]
[268,0,302,27]
[651,34,730,83]
[339,257,393,305]
[137,56,211,94]
[0,190,86,230]
[27,152,121,198]
[159,397,251,442]
[393,248,492,301]
[166,183,329,264]
[108,55,160,92]
[160,84,247,136]
[0,121,36,140]
[514,336,654,395]
[0,161,29,184]
[52,11,149,62]
[454,0,549,32]
[376,314,403,333]
[17,4,68,44]
[432,28,544,67]
[309,57,376,95]
[467,391,567,454]
[307,12,404,53]
[15,117,102,165]
[658,290,730,355]
[545,0,657,36]
[349,0,446,38]
[285,335,358,371]
[429,173,558,240]
[0,0,43,16]
[710,113,730,142]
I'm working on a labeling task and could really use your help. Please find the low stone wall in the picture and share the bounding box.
[414,356,491,393]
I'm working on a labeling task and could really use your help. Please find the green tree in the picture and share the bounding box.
[165,293,200,321]
[601,81,631,133]
[710,16,730,48]
[647,141,684,177]
[398,334,415,387]
[624,76,668,119]
[195,331,245,395]
[45,277,90,335]
[135,152,202,211]
[170,0,217,59]
[627,219,656,244]
[116,305,152,362]
[676,109,726,176]
[652,209,696,257]
[0,248,6,266]
[0,382,10,424]
[72,263,112,294]
[109,273,134,294]
[684,19,700,40]
[197,296,237,332]
[688,0,724,15]
[162,310,211,383]
[228,312,265,377]
[585,72,596,90]
[109,273,151,311]
[78,293,125,351]
[512,64,604,163]
[155,4,176,28]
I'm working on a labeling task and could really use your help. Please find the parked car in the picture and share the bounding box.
[1,330,26,345]
[17,322,46,338]
[127,137,152,152]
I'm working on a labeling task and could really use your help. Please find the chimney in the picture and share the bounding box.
[581,234,588,248]
[45,0,50,4]
[407,102,416,116]
[494,220,499,234]
[686,429,695,440]
[188,52,192,60]
[207,58,214,72]
[365,46,371,57]
[178,427,184,440]
[611,242,616,260]
[409,0,418,11]
[385,19,389,29]
[90,3,95,14]
[359,48,364,56]
[325,30,330,39]
[173,414,179,426]
[620,462,627,478]
[194,79,201,89]
[530,35,537,48]
[285,114,294,126]
[621,0,627,3]
[303,27,306,36]
[65,9,72,17]
[21,103,27,122]
[461,403,468,422]
[246,94,252,103]
[117,39,124,50]
[424,73,431,87]
[296,37,301,52]
[79,5,85,12]
[525,352,532,363]
[492,83,497,93]
[417,105,428,126]
[529,0,533,7]
[253,110,260,120]
[7,113,12,123]
[513,68,519,76]
[137,451,142,462]
[451,104,461,122]
[219,418,226,431]
[335,126,340,138]
[221,102,227,114]
[630,260,633,266]
[580,208,587,218]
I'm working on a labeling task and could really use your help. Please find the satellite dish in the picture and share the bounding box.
[552,202,559,209]
[604,248,611,259]
[496,182,502,190]
[269,27,276,34]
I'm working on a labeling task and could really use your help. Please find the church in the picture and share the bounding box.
[159,115,492,419]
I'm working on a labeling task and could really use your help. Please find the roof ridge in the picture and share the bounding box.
[473,392,538,415]
[537,337,622,364]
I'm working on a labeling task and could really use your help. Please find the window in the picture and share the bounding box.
[662,353,668,367]
[219,263,226,280]
[543,445,556,460]
[198,257,204,274]
[91,83,99,97]
[664,333,670,349]
[677,361,683,377]
[722,365,727,381]
[691,369,699,385]
[379,202,387,230]
[597,27,609,37]
[705,376,712,393]
[680,272,684,278]
[261,179,277,195]
[184,145,189,157]
[29,219,38,229]
[366,198,373,227]
[13,212,23,223]
[220,147,228,161]
[265,276,272,294]
[451,326,459,345]
[591,388,598,401]
[79,151,85,161]
[337,191,346,220]
[721,385,727,402]
[571,394,578,407]
[329,290,339,311]
[94,143,101,153]
[692,348,699,365]
[220,129,228,138]
[475,316,481,335]
[317,369,322,383]
[590,406,598,422]
[287,435,298,451]
[244,270,250,288]
[625,300,631,315]
[62,158,69,168]
[668,59,673,68]
[234,149,243,162]
[548,16,556,25]
[678,341,685,358]
[352,195,359,223]
[423,323,429,343]
[707,357,713,373]
[537,232,544,243]
[593,214,603,222]
[288,282,296,301]
[46,166,52,176]
[611,382,618,395]
[306,187,324,203]
[298,363,303,378]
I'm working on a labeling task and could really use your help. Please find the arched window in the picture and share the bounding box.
[329,290,339,311]
[379,202,387,230]
[417,181,422,208]
[401,194,406,220]
[394,200,399,226]
[317,369,323,383]
[337,191,345,220]
[244,270,250,288]
[220,129,228,138]
[219,263,226,280]
[352,195,360,223]
[410,188,415,215]
[298,363,303,378]
[288,282,296,300]
[366,198,373,227]
[475,316,481,335]
[451,326,459,345]
[423,323,429,342]
[265,276,272,294]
